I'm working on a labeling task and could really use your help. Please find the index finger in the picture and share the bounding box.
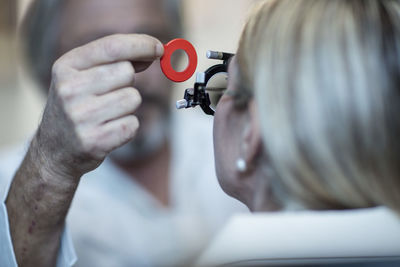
[61,34,164,70]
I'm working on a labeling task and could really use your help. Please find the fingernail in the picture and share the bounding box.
[156,43,164,57]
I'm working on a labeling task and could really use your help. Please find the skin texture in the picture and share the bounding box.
[6,34,163,267]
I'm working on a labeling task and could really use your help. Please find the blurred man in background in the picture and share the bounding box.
[0,0,246,266]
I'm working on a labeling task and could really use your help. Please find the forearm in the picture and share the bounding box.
[6,136,80,267]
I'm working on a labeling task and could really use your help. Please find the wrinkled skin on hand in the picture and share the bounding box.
[37,34,164,177]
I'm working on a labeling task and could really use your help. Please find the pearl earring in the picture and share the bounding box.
[236,158,247,173]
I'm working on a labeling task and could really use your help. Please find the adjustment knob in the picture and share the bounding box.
[176,99,188,109]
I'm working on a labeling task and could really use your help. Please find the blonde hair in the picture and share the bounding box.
[237,0,400,212]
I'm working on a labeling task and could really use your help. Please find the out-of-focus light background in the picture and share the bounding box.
[0,0,255,149]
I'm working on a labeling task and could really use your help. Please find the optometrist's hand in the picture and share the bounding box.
[6,34,164,267]
[40,34,164,176]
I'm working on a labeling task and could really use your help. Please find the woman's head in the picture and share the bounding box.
[214,0,400,213]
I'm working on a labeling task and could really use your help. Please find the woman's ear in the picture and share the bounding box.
[240,99,262,175]
[240,100,281,212]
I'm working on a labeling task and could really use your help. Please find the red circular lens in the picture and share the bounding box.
[160,39,198,82]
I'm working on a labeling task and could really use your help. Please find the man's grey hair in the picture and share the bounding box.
[21,0,183,89]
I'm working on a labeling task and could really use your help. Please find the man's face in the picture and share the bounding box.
[56,0,176,160]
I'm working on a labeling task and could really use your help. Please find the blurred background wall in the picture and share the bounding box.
[0,0,255,149]
[0,0,45,149]
[0,0,25,148]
